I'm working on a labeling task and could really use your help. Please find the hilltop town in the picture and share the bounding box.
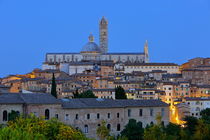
[1,17,210,139]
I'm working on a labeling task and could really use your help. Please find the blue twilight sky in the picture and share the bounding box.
[0,0,210,77]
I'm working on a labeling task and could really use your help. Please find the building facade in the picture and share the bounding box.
[0,93,169,139]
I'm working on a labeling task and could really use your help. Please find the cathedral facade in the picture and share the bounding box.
[43,17,149,72]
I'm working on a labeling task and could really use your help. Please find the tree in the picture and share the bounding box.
[200,108,210,124]
[73,89,80,98]
[192,119,210,140]
[51,73,57,98]
[121,119,144,140]
[144,125,167,140]
[164,123,181,138]
[2,114,90,140]
[184,116,198,135]
[8,110,20,121]
[115,86,127,99]
[75,90,97,98]
[96,121,110,140]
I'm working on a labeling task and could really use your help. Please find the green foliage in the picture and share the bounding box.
[163,123,181,140]
[96,121,110,140]
[200,108,210,124]
[107,136,115,140]
[0,114,89,140]
[74,90,97,98]
[184,116,198,135]
[115,86,127,99]
[73,89,80,98]
[51,73,57,98]
[8,110,20,121]
[117,136,128,140]
[121,119,143,140]
[144,124,167,140]
[192,119,210,140]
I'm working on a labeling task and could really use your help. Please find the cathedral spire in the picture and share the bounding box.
[144,40,149,63]
[99,16,108,54]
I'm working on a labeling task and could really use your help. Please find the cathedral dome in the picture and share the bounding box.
[81,34,101,53]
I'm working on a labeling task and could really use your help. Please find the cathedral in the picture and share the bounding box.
[43,17,149,73]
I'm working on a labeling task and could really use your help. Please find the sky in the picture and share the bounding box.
[0,0,210,77]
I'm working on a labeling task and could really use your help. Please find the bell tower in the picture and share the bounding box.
[144,40,149,63]
[99,16,108,54]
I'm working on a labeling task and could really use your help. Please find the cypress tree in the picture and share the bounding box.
[51,73,57,98]
[115,86,127,99]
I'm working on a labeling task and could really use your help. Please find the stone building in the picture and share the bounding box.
[42,17,149,74]
[0,93,169,139]
[175,97,210,121]
[181,57,210,70]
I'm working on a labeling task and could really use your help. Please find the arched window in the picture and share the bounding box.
[150,121,154,125]
[45,109,50,120]
[107,124,111,130]
[84,125,88,133]
[3,110,7,121]
[117,124,121,131]
[87,114,90,119]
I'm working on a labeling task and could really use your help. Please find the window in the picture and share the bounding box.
[107,124,111,130]
[97,113,100,119]
[196,107,200,112]
[161,108,165,117]
[150,121,154,125]
[117,113,120,118]
[65,114,69,121]
[55,114,58,119]
[108,113,110,119]
[150,108,153,116]
[84,125,88,133]
[128,109,131,117]
[117,124,121,131]
[87,114,90,119]
[3,110,7,121]
[75,114,78,120]
[139,109,143,116]
[45,109,50,120]
[98,124,101,127]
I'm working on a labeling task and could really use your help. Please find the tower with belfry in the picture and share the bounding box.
[99,17,108,54]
